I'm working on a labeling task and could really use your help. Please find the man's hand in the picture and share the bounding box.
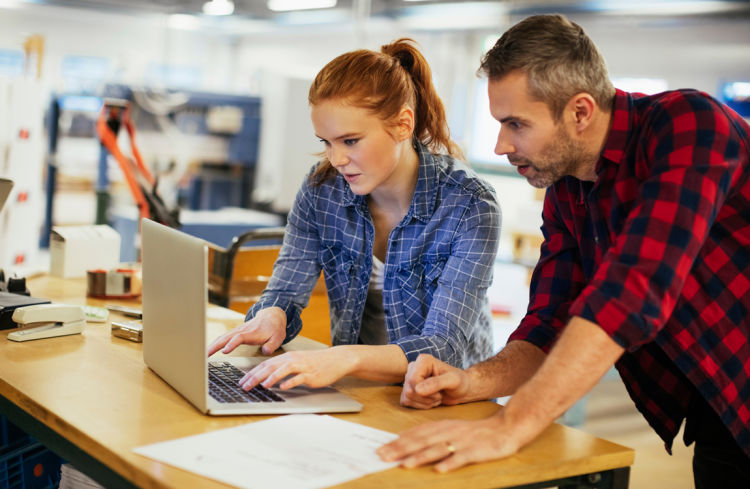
[207,307,287,357]
[377,414,522,472]
[400,354,472,409]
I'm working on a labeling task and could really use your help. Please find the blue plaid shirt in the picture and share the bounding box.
[247,143,501,368]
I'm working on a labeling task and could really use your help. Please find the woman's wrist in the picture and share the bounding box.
[255,307,287,330]
[343,344,409,383]
[331,345,362,377]
[258,306,285,320]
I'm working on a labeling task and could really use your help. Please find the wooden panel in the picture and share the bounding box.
[228,293,331,346]
[227,245,331,345]
[231,245,282,278]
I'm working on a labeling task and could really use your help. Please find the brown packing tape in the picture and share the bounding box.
[87,269,142,298]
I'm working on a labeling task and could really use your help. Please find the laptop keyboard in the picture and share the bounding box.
[208,362,285,404]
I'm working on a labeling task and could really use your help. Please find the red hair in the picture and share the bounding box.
[308,38,462,184]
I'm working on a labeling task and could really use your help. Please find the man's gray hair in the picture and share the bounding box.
[479,14,616,120]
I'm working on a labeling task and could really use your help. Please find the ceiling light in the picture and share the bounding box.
[168,14,201,30]
[598,0,747,16]
[0,0,24,9]
[400,2,509,31]
[267,0,337,12]
[202,0,234,16]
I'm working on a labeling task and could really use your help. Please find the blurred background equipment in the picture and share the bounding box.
[95,98,179,228]
[41,84,281,261]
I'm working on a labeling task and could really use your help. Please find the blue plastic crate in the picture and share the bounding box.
[0,438,62,489]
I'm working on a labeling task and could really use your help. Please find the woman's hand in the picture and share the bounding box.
[207,307,287,357]
[238,346,359,390]
[400,354,472,409]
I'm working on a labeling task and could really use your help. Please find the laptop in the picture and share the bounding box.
[141,218,362,415]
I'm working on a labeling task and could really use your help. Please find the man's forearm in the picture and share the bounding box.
[461,339,547,403]
[499,316,625,445]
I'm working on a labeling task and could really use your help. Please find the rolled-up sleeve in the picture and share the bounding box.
[394,189,501,366]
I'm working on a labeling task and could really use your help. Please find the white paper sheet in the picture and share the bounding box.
[133,414,399,489]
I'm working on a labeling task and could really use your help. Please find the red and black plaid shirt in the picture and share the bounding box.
[509,89,750,456]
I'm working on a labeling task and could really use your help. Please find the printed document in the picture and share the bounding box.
[133,414,399,489]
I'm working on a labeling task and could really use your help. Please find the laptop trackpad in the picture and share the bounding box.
[277,385,339,399]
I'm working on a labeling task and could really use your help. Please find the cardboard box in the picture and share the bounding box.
[50,225,121,278]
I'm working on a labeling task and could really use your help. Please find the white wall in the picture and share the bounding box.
[0,4,239,94]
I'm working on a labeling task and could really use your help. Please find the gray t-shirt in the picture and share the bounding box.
[358,255,387,345]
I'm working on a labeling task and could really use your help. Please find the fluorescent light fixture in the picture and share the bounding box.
[0,0,24,9]
[267,0,337,12]
[168,14,201,30]
[598,0,747,16]
[274,8,350,25]
[202,0,234,16]
[399,2,509,31]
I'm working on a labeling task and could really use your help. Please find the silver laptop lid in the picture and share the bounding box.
[141,218,362,416]
[142,218,208,413]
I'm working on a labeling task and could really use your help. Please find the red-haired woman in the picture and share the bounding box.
[209,39,500,392]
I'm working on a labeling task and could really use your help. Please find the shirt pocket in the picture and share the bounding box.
[318,245,354,306]
[396,256,447,332]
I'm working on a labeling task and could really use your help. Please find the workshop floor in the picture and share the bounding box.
[581,376,694,489]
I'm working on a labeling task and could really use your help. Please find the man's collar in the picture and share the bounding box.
[599,89,633,168]
[410,142,438,222]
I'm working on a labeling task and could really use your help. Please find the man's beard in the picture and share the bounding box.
[511,127,594,189]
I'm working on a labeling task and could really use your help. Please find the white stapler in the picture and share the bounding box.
[8,304,85,342]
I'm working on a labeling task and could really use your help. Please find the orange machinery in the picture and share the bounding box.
[95,99,179,230]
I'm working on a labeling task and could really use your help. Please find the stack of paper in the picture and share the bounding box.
[58,464,106,489]
[134,414,399,489]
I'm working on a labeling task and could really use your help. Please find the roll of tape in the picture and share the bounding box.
[86,268,142,298]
